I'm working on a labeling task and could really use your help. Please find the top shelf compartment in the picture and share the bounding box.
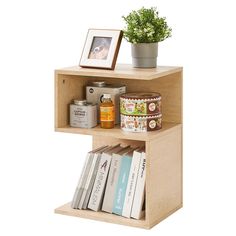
[55,64,183,140]
[56,64,182,80]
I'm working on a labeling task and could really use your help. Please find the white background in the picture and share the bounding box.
[0,0,236,235]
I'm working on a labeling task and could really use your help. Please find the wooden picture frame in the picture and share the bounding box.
[79,29,123,70]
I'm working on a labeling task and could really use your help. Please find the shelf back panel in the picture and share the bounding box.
[92,136,144,152]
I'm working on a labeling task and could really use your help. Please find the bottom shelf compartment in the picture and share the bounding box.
[55,202,148,229]
[55,125,182,229]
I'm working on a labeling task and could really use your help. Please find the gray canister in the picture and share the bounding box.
[131,42,158,68]
[70,100,97,128]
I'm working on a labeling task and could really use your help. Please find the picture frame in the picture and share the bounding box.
[79,29,123,70]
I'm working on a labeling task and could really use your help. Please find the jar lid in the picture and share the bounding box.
[120,92,161,100]
[91,81,106,87]
[74,100,87,105]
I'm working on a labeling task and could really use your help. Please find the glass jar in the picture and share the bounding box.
[100,94,115,129]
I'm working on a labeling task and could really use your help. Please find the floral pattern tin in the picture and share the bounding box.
[120,92,161,116]
[121,114,162,132]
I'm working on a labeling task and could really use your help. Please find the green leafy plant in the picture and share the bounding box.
[122,7,172,44]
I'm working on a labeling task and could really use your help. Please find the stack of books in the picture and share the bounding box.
[71,144,146,220]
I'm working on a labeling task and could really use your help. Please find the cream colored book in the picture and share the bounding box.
[88,144,123,211]
[81,146,112,209]
[131,150,146,219]
[71,145,107,209]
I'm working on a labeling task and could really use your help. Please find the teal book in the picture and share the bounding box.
[112,152,133,215]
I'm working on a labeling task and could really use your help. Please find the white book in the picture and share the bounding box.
[78,152,100,209]
[122,149,142,218]
[88,144,123,211]
[71,146,107,209]
[131,151,146,219]
[102,146,132,213]
[82,146,111,209]
[71,152,92,209]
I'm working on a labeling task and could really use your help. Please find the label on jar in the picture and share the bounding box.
[100,106,114,121]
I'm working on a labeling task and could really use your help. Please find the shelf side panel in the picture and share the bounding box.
[146,125,182,228]
[55,74,88,128]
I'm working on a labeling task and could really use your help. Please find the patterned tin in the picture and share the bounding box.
[120,114,162,132]
[120,92,161,116]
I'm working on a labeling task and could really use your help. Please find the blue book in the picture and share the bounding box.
[112,151,133,215]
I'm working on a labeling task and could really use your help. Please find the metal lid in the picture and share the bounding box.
[91,81,106,87]
[74,100,87,105]
[88,81,125,88]
[121,113,162,118]
[120,92,161,100]
[101,83,125,88]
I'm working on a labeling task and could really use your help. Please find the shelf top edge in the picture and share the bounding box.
[55,64,183,80]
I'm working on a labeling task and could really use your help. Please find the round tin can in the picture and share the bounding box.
[70,100,97,128]
[120,92,161,116]
[120,113,162,132]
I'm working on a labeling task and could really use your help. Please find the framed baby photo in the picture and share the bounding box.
[79,29,123,70]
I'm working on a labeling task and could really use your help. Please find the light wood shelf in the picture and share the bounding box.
[55,122,181,141]
[56,64,182,80]
[55,202,147,229]
[54,64,183,229]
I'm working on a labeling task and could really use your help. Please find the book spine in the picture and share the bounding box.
[71,153,91,209]
[78,153,99,209]
[131,152,146,219]
[112,156,132,215]
[82,154,101,209]
[122,151,141,218]
[88,153,112,211]
[102,154,122,213]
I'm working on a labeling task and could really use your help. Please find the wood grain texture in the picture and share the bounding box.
[55,74,88,128]
[55,122,181,141]
[55,202,149,229]
[92,136,144,150]
[145,125,182,228]
[55,64,182,80]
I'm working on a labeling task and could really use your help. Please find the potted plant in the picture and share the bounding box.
[122,7,172,68]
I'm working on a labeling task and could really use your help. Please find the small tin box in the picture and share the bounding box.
[70,100,97,128]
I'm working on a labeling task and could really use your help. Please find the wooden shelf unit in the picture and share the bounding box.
[54,64,183,229]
